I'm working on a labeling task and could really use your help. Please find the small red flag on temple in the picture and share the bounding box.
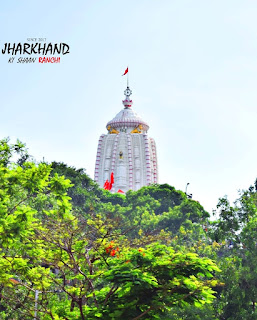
[122,67,128,76]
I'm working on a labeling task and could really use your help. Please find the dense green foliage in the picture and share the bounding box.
[2,138,257,319]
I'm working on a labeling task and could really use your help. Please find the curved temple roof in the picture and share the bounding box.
[106,108,149,131]
[106,86,149,132]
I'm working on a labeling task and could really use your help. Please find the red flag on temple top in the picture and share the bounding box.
[122,67,128,76]
[117,189,125,194]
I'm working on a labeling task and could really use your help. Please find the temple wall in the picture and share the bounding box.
[94,132,158,192]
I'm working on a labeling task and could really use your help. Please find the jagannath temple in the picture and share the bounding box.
[94,79,158,193]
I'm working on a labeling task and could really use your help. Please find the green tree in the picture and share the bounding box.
[0,139,220,319]
[209,187,257,319]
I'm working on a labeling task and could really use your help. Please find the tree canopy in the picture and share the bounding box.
[0,139,220,319]
[4,138,257,319]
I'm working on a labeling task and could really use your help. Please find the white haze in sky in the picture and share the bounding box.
[1,0,257,213]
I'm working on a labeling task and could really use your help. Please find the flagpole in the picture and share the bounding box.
[122,66,129,86]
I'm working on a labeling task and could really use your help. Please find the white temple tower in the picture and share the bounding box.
[94,86,158,192]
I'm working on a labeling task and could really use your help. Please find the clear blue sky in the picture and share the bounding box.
[1,0,257,213]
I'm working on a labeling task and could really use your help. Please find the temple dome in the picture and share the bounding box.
[106,107,149,132]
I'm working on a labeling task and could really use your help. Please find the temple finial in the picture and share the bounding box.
[124,87,132,98]
[123,86,133,108]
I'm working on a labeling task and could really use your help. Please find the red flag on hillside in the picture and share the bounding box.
[103,179,110,190]
[110,172,114,184]
[104,173,114,191]
[109,172,114,190]
[122,67,128,76]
